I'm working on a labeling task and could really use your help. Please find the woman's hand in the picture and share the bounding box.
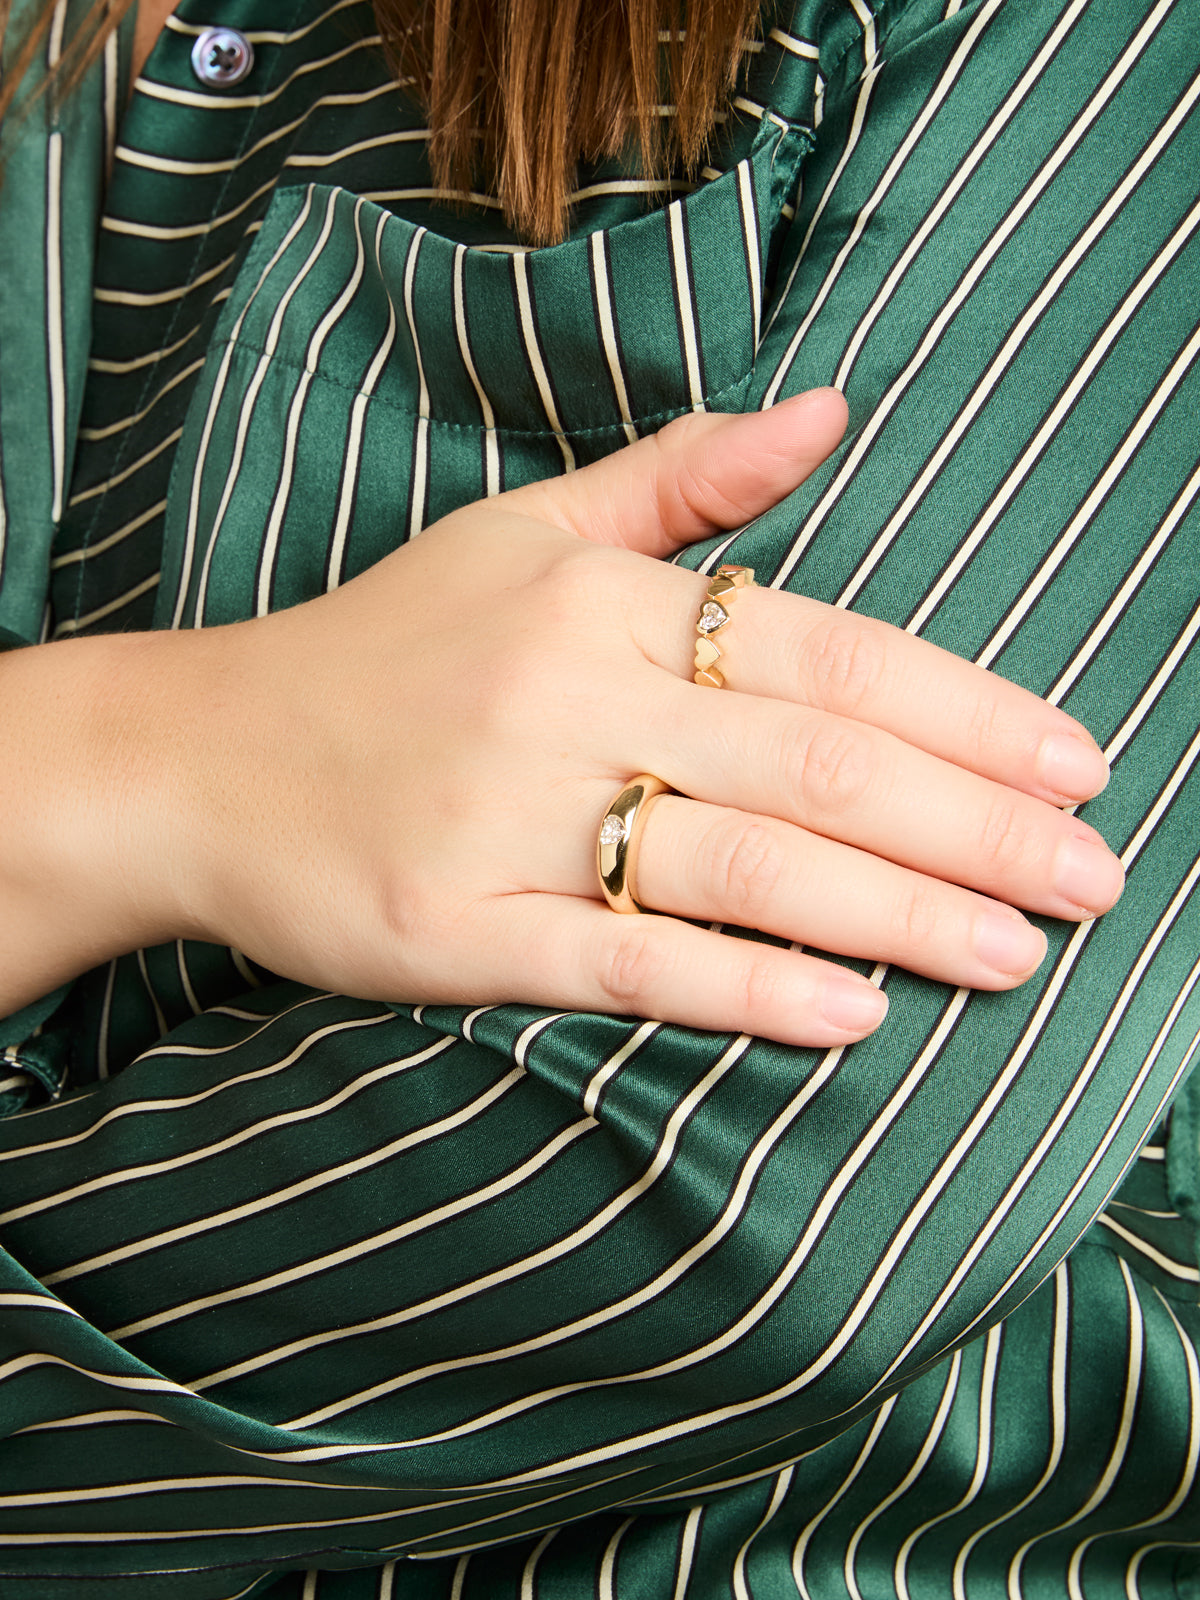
[0,390,1122,1043]
[155,390,1118,1046]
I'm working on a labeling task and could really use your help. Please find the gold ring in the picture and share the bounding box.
[596,774,671,914]
[694,564,755,688]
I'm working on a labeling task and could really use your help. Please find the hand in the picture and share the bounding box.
[147,389,1121,1047]
[0,391,1122,1043]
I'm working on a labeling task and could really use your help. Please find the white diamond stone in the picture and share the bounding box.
[599,815,626,847]
[698,601,729,634]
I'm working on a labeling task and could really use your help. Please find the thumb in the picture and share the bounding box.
[505,388,848,557]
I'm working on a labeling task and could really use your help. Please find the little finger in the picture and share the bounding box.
[473,893,888,1048]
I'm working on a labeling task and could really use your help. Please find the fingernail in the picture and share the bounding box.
[779,386,842,413]
[1038,733,1109,801]
[822,977,888,1034]
[973,910,1047,977]
[1053,835,1125,914]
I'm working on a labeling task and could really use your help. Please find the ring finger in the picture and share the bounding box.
[634,796,1050,990]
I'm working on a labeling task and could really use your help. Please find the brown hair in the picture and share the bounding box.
[1,0,759,242]
[0,0,134,123]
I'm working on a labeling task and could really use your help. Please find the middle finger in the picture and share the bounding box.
[622,672,1124,923]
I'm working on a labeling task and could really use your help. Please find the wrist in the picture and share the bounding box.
[0,629,213,1013]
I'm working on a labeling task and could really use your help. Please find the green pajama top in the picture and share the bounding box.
[0,0,1198,1596]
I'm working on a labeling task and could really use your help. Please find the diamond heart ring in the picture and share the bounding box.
[693,564,755,688]
[597,775,672,914]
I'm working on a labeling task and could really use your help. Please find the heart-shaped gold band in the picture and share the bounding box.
[693,564,755,688]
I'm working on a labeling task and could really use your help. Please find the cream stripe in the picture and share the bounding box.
[67,426,183,506]
[133,35,383,113]
[453,244,502,493]
[284,129,430,168]
[54,572,159,636]
[736,158,763,355]
[402,227,431,539]
[1095,1213,1200,1282]
[671,1506,704,1600]
[50,499,167,567]
[94,254,235,308]
[0,997,384,1152]
[15,1409,172,1434]
[88,325,198,374]
[1106,600,1200,766]
[582,1019,660,1117]
[1050,460,1200,705]
[768,27,819,59]
[599,1516,635,1600]
[176,940,202,1016]
[513,252,574,470]
[114,84,397,177]
[520,1530,558,1600]
[1008,1257,1143,1600]
[102,24,118,173]
[163,0,363,45]
[102,175,279,242]
[392,841,1197,1482]
[733,1466,792,1600]
[766,62,881,338]
[77,357,205,442]
[589,232,638,447]
[450,1555,470,1600]
[896,898,1200,1397]
[793,1399,897,1600]
[328,210,398,587]
[0,1294,80,1315]
[833,0,1123,397]
[951,1265,1069,1600]
[896,1329,1002,1600]
[171,186,319,626]
[845,1351,963,1600]
[106,1072,549,1342]
[46,129,66,524]
[668,199,705,410]
[0,1471,395,1509]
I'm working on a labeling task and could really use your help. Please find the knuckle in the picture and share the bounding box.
[530,543,603,625]
[702,815,786,927]
[733,950,785,1021]
[786,721,873,814]
[806,617,887,714]
[961,691,1004,766]
[975,795,1034,882]
[892,881,941,953]
[597,923,671,1013]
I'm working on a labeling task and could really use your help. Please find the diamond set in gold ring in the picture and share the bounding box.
[693,565,755,688]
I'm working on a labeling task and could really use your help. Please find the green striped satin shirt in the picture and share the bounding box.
[0,0,1198,1595]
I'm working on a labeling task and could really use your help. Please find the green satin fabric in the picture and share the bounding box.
[0,1,1197,1595]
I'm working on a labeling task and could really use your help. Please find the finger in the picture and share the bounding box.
[635,798,1049,990]
[628,570,1109,807]
[503,389,849,558]
[622,682,1125,922]
[467,892,888,1050]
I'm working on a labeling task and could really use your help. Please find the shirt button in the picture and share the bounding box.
[190,27,255,88]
